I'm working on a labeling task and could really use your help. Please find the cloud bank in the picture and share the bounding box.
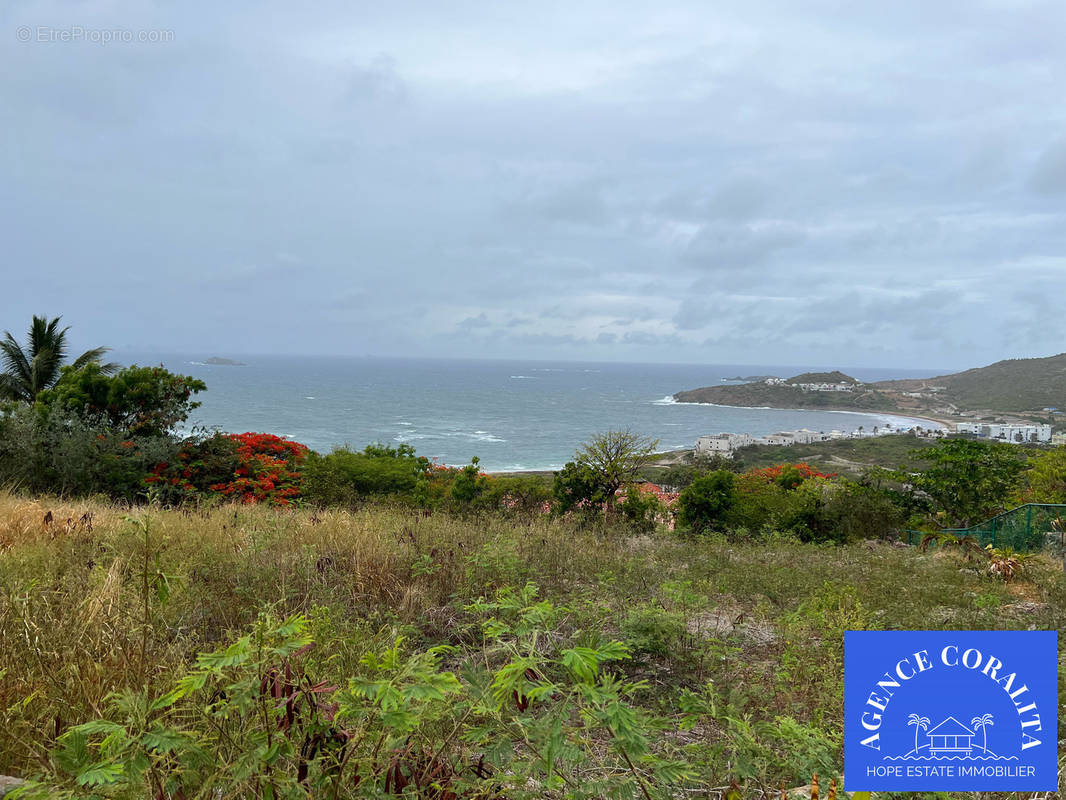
[3,0,1065,369]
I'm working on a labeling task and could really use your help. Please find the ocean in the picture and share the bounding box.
[116,354,946,472]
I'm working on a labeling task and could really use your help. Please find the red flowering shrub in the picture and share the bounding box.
[747,462,835,489]
[208,433,308,505]
[146,432,308,506]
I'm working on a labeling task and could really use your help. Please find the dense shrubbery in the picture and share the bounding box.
[302,443,431,505]
[39,363,206,436]
[0,402,177,500]
[671,462,904,543]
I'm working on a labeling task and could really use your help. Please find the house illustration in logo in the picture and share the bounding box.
[927,717,974,756]
[897,713,998,760]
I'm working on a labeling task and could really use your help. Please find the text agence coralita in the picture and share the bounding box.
[858,645,1044,751]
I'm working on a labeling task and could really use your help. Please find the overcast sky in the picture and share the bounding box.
[3,1,1065,370]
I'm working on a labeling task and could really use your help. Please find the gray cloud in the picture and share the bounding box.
[2,0,1065,368]
[1030,138,1066,195]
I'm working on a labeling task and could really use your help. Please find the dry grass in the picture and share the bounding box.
[1,491,1064,788]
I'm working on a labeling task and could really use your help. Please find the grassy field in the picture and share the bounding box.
[0,492,1063,798]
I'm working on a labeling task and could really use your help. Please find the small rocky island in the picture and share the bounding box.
[205,357,246,366]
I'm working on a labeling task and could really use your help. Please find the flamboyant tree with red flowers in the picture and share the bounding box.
[146,432,308,506]
[207,433,308,505]
[747,462,835,489]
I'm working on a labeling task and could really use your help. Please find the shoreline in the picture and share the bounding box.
[486,404,954,476]
[669,399,952,431]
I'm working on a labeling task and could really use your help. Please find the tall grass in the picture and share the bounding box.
[0,491,1063,794]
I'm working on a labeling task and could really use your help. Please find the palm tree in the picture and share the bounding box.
[0,315,116,402]
[970,713,994,753]
[907,714,930,756]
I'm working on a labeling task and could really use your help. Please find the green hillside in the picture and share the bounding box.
[677,353,1066,416]
[874,353,1066,412]
[673,382,883,409]
[787,370,859,384]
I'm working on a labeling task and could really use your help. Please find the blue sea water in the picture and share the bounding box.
[115,354,946,472]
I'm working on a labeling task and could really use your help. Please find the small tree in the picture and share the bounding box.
[904,439,1027,527]
[677,471,737,534]
[553,430,659,513]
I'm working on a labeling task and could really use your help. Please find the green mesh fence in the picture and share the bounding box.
[903,503,1066,552]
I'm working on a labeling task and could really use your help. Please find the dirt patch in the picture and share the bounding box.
[1006,580,1044,603]
[687,603,777,646]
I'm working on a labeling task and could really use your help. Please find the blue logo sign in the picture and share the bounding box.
[845,630,1058,791]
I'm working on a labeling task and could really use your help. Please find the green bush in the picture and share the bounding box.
[448,457,487,508]
[472,473,552,515]
[620,486,664,533]
[621,604,688,658]
[813,480,905,542]
[0,402,176,500]
[301,443,431,506]
[677,471,736,534]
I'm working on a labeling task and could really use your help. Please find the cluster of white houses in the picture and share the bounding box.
[955,422,1052,443]
[695,426,885,456]
[762,377,860,392]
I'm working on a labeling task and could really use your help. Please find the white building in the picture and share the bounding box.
[955,422,1052,443]
[760,432,798,446]
[791,382,858,392]
[695,432,754,455]
[790,428,828,444]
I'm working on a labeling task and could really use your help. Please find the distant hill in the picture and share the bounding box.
[873,353,1066,412]
[788,371,859,384]
[675,353,1066,417]
[673,382,883,409]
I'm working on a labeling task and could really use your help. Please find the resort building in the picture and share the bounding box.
[955,422,1052,443]
[695,428,837,453]
[791,382,859,392]
[695,433,754,455]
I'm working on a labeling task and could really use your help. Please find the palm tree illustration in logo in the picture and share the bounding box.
[908,714,930,756]
[970,714,994,753]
